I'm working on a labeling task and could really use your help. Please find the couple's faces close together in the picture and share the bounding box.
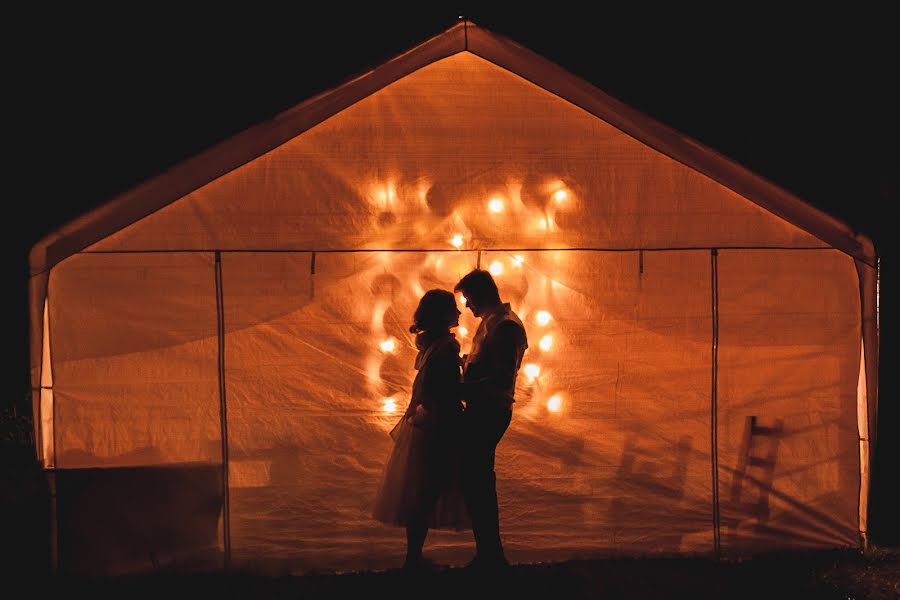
[450,305,462,328]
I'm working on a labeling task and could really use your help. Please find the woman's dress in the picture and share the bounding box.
[372,332,469,530]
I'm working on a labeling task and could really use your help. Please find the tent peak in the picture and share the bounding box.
[29,19,876,274]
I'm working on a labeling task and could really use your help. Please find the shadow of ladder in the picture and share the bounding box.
[726,415,784,540]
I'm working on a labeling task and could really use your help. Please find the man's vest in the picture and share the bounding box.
[463,303,528,408]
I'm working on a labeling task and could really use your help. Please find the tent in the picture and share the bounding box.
[28,21,878,575]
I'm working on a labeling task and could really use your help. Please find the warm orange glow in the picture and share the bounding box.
[44,48,868,565]
[488,198,504,213]
[369,180,400,211]
[547,393,563,412]
[539,334,553,351]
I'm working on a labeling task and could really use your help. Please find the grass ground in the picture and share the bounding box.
[22,547,900,600]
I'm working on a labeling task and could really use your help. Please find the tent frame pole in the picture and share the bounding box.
[215,251,232,568]
[711,248,721,558]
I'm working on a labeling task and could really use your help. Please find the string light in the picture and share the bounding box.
[539,334,553,351]
[365,175,583,422]
[547,393,563,412]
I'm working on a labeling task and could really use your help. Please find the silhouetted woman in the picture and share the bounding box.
[372,288,469,570]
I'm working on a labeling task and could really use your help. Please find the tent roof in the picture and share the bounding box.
[30,20,876,275]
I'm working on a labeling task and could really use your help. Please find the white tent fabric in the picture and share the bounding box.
[29,22,876,574]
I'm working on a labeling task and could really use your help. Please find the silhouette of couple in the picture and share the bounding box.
[372,268,528,573]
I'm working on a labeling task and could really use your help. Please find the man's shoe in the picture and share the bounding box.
[463,554,510,573]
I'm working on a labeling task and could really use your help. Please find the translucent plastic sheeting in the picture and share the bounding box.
[42,247,865,572]
[89,53,824,256]
[221,249,711,572]
[47,252,222,467]
[717,249,861,553]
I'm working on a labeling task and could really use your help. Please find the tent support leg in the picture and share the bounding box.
[48,469,58,575]
[215,251,232,569]
[711,248,721,559]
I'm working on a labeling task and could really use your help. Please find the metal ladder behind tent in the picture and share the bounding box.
[727,415,784,538]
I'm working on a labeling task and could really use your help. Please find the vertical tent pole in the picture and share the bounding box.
[48,468,58,575]
[215,251,232,568]
[711,248,721,558]
[46,288,60,574]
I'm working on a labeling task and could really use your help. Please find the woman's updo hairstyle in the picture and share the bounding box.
[409,289,457,334]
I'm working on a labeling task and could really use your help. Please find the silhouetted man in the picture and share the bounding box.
[455,268,528,571]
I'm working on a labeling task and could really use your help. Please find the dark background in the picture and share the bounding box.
[8,8,897,543]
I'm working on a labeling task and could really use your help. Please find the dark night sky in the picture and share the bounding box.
[10,8,899,538]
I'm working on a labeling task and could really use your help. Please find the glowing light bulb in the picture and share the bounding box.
[380,338,396,353]
[383,397,398,413]
[458,327,468,337]
[459,294,467,305]
[535,310,552,326]
[547,393,563,412]
[450,234,464,248]
[512,255,524,266]
[489,261,504,276]
[523,363,540,382]
[554,189,568,203]
[488,198,504,213]
[539,334,553,351]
